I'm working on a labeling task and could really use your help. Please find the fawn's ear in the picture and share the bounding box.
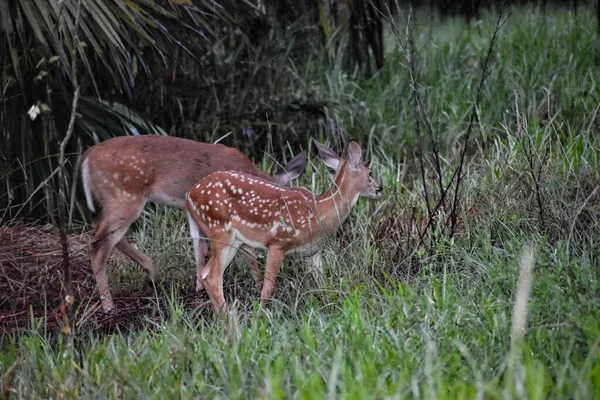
[314,140,340,171]
[272,151,307,186]
[347,141,362,169]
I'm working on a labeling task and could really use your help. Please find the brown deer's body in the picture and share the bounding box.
[186,140,382,311]
[80,135,306,312]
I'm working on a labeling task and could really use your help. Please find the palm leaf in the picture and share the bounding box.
[0,94,167,222]
[1,0,226,97]
[0,0,230,222]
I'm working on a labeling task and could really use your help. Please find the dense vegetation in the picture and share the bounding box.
[1,2,600,399]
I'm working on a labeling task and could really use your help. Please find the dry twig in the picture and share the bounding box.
[57,0,82,338]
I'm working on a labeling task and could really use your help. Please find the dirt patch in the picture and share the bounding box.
[0,223,91,332]
[0,223,209,335]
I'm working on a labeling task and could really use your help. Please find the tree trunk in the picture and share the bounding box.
[349,0,384,77]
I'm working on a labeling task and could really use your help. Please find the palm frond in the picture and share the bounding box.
[1,0,226,96]
[0,94,166,222]
[0,0,230,222]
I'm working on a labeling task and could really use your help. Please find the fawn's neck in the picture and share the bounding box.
[313,162,360,231]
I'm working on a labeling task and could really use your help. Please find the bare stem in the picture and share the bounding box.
[404,9,433,223]
[450,7,512,236]
[58,0,82,339]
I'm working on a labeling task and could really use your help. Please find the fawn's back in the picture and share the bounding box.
[186,170,320,253]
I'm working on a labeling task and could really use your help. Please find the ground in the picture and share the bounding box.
[0,223,207,334]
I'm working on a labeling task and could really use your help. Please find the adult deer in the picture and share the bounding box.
[185,140,382,311]
[80,135,306,312]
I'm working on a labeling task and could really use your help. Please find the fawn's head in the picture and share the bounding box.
[314,140,383,200]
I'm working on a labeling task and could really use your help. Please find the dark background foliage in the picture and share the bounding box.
[0,0,597,223]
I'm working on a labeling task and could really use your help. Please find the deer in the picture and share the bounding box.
[79,134,306,312]
[185,140,382,312]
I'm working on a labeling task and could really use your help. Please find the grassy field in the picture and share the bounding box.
[2,6,600,399]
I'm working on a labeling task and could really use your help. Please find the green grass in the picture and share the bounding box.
[2,242,598,398]
[2,5,600,399]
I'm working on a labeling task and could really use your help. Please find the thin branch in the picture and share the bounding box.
[450,7,512,236]
[514,99,547,230]
[384,7,435,225]
[383,4,450,245]
[567,184,600,250]
[404,10,433,222]
[526,134,546,230]
[58,0,82,340]
[406,12,444,199]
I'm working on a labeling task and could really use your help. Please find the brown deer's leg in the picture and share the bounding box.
[307,251,324,287]
[260,247,285,303]
[115,239,155,280]
[89,201,144,312]
[240,245,262,286]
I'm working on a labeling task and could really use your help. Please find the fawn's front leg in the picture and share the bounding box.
[202,233,241,312]
[260,247,285,303]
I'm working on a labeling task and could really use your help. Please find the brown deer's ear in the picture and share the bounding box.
[272,151,307,185]
[313,139,340,171]
[347,141,362,168]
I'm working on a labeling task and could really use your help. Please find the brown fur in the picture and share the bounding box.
[81,135,306,312]
[186,141,382,311]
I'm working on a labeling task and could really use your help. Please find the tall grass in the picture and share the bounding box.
[2,6,600,399]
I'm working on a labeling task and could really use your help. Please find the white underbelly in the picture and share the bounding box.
[232,228,321,258]
[285,241,321,257]
[232,228,268,251]
[149,192,186,208]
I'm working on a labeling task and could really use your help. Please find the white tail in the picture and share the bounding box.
[80,135,306,312]
[185,140,382,311]
[81,157,95,213]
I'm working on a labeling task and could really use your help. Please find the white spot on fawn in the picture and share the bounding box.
[269,222,279,235]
